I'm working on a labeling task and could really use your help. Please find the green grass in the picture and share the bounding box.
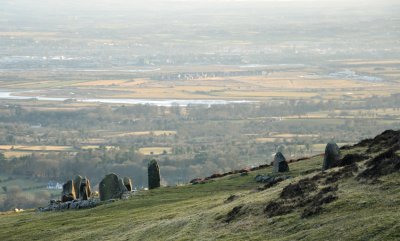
[0,146,399,241]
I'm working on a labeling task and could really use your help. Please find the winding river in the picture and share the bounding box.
[0,91,253,107]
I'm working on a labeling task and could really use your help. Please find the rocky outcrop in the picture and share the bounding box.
[255,174,291,191]
[352,129,400,153]
[264,177,339,219]
[38,199,100,212]
[357,146,400,180]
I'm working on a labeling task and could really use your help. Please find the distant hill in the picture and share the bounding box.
[0,130,399,241]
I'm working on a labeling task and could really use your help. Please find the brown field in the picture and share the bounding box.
[138,147,172,155]
[67,75,398,100]
[80,145,101,150]
[82,138,107,144]
[1,81,58,88]
[0,61,399,101]
[230,75,366,89]
[1,151,34,158]
[0,145,73,151]
[72,79,149,87]
[344,60,400,65]
[255,137,280,143]
[72,80,129,86]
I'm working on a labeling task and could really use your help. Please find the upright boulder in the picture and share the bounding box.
[123,177,133,191]
[79,178,92,200]
[323,142,341,170]
[273,152,289,173]
[119,178,128,192]
[148,159,161,189]
[73,175,82,199]
[99,173,126,201]
[61,180,76,202]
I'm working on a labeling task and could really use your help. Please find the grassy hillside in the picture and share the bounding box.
[0,131,400,241]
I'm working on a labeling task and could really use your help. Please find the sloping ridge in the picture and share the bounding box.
[1,130,400,241]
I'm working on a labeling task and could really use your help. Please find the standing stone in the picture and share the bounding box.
[79,177,92,200]
[73,175,82,199]
[148,159,161,189]
[323,142,341,170]
[119,178,128,192]
[99,173,126,201]
[123,177,133,191]
[61,180,76,202]
[273,152,289,173]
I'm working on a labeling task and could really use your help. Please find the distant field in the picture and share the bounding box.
[344,60,400,65]
[254,133,319,143]
[0,31,58,37]
[282,108,400,120]
[255,137,277,143]
[1,151,36,158]
[269,133,319,138]
[108,130,177,138]
[72,80,130,86]
[0,144,118,152]
[138,147,172,155]
[83,138,107,144]
[1,62,399,101]
[80,145,116,150]
[0,145,73,151]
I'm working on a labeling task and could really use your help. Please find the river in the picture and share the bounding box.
[0,91,253,107]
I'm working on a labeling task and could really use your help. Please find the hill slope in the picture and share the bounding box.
[1,130,400,241]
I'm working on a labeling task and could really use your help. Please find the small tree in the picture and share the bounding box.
[148,159,160,189]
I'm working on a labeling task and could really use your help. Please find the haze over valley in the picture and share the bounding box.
[0,2,400,239]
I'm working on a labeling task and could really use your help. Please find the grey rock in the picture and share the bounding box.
[323,142,341,170]
[148,159,161,189]
[255,174,273,183]
[273,152,289,173]
[61,180,76,202]
[121,191,136,200]
[78,200,94,209]
[79,177,92,200]
[59,202,70,210]
[73,175,83,199]
[123,177,133,191]
[38,199,100,212]
[119,178,128,193]
[70,200,80,209]
[99,173,126,201]
[255,174,291,184]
